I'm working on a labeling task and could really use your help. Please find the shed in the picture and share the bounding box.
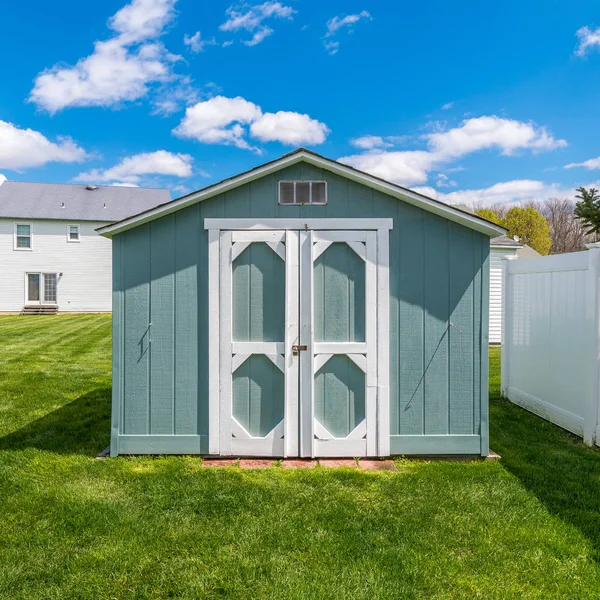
[99,149,504,458]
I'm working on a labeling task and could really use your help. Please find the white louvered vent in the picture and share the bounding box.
[278,181,327,205]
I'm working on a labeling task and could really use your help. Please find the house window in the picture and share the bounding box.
[67,224,80,242]
[278,181,327,205]
[14,223,32,250]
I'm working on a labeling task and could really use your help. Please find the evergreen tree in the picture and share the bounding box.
[574,187,600,237]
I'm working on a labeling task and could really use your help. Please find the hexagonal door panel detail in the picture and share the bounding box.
[233,354,284,437]
[315,355,365,438]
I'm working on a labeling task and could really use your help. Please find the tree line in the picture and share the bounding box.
[471,187,600,255]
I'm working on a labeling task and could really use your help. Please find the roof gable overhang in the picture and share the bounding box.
[97,149,505,238]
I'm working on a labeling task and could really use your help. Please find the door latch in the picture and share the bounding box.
[292,344,308,355]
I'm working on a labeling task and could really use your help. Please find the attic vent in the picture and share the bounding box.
[86,185,98,191]
[278,181,327,205]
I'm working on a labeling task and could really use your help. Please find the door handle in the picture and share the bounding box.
[292,344,307,355]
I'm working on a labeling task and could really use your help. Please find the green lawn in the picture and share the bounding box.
[0,315,599,599]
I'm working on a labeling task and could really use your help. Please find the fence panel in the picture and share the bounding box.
[502,248,600,446]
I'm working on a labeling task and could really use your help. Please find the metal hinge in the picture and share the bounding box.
[292,344,308,355]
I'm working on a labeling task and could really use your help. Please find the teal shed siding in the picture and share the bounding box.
[111,161,490,456]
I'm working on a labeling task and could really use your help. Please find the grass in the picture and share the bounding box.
[0,316,599,599]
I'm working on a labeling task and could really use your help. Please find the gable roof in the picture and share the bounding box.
[0,181,170,222]
[490,235,522,249]
[97,148,505,238]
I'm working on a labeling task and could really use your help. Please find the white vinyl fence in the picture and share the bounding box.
[502,244,600,446]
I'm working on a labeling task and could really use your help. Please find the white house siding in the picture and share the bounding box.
[489,247,519,344]
[0,219,113,312]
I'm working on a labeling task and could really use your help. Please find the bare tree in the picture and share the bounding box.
[472,201,510,220]
[536,198,593,254]
[471,197,595,254]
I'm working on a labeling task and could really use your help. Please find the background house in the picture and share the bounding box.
[99,149,503,458]
[0,182,169,313]
[490,235,540,344]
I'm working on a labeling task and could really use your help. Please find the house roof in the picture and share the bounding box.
[517,244,541,258]
[0,181,170,222]
[97,148,506,238]
[490,235,522,248]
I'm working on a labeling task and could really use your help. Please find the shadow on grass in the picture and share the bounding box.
[0,388,111,456]
[490,396,600,562]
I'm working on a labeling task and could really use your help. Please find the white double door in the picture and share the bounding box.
[211,221,389,458]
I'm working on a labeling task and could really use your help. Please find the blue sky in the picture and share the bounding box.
[1,0,600,205]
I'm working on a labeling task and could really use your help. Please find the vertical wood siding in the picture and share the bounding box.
[314,243,365,343]
[232,243,285,342]
[113,163,489,454]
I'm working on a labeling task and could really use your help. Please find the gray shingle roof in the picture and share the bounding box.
[0,181,170,222]
[490,235,522,248]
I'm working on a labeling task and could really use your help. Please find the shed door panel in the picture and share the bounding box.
[219,231,298,456]
[300,231,378,457]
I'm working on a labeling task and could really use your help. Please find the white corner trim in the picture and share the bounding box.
[208,228,220,455]
[96,150,504,238]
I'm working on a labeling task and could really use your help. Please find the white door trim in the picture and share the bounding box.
[205,218,393,231]
[207,219,392,458]
[376,227,391,456]
[299,230,314,457]
[25,272,59,306]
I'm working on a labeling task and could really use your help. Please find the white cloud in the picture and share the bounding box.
[173,96,262,150]
[575,26,600,57]
[426,116,567,158]
[340,150,437,185]
[324,41,339,55]
[75,150,193,184]
[441,102,454,110]
[0,120,89,170]
[173,95,329,150]
[109,0,177,43]
[150,75,200,116]
[350,135,394,150]
[184,31,217,52]
[172,183,192,195]
[244,27,274,46]
[219,2,295,46]
[565,156,600,170]
[324,10,371,53]
[223,40,234,47]
[110,182,140,187]
[341,116,567,186]
[435,173,456,188]
[325,10,371,35]
[250,111,329,145]
[413,179,600,208]
[29,0,179,112]
[0,174,6,185]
